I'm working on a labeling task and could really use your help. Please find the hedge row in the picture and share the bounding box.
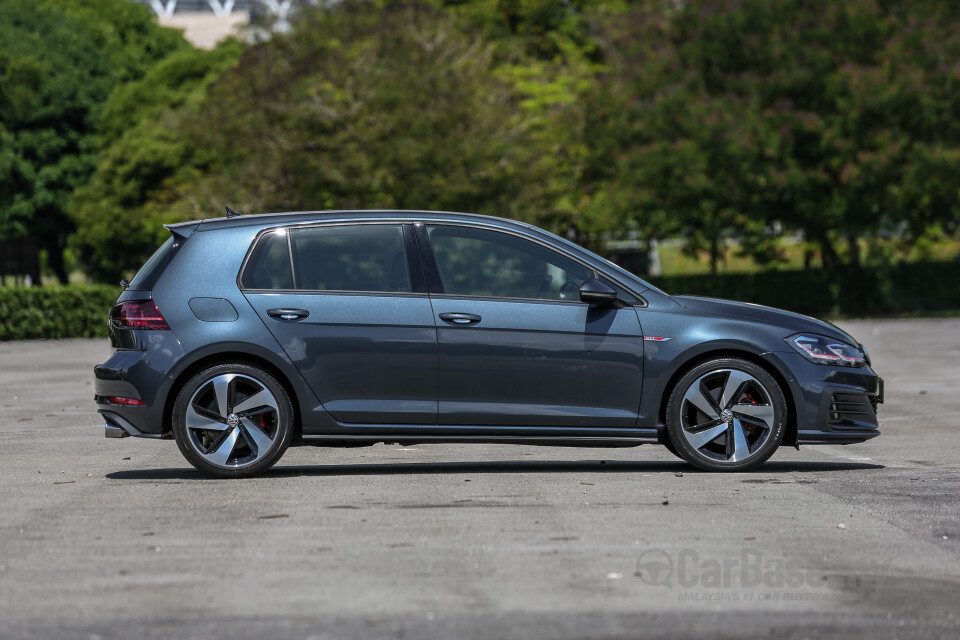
[0,285,118,341]
[0,260,957,341]
[649,260,960,317]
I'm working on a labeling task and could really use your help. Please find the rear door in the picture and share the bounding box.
[419,223,644,428]
[241,223,438,424]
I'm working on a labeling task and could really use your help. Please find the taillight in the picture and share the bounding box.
[110,300,170,330]
[106,396,145,406]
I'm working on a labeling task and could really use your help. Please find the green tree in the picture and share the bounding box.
[70,41,245,282]
[74,1,597,280]
[0,0,185,282]
[582,0,960,271]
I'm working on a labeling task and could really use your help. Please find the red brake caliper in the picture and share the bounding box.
[740,393,757,432]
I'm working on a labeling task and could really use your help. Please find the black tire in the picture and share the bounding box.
[661,438,683,460]
[666,357,787,472]
[172,363,294,478]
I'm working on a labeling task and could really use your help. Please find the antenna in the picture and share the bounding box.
[225,205,242,217]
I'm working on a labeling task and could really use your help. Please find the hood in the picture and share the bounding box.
[673,295,857,344]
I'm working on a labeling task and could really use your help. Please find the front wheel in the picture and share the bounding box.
[666,358,787,472]
[172,363,294,478]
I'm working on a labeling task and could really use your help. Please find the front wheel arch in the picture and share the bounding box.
[657,349,798,449]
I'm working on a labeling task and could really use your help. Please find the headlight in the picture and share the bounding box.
[786,334,866,367]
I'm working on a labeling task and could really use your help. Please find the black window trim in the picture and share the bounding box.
[238,221,427,295]
[416,221,647,307]
[237,218,647,306]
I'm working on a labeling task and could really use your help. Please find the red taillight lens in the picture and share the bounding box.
[106,396,145,406]
[110,300,170,330]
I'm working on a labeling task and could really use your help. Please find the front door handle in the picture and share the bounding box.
[439,312,482,326]
[267,308,310,320]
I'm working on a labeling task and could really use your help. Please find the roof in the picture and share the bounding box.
[173,209,535,232]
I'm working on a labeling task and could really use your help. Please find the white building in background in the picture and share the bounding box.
[132,0,317,47]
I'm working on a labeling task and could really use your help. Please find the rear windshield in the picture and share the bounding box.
[128,236,178,290]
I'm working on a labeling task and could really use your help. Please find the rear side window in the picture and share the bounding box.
[128,236,177,290]
[291,225,410,292]
[241,230,294,290]
[241,224,411,293]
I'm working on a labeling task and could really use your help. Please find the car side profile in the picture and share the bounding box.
[95,210,883,477]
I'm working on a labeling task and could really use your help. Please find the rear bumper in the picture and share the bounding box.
[94,333,186,437]
[101,410,164,439]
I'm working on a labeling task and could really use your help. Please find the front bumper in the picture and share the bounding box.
[771,351,882,445]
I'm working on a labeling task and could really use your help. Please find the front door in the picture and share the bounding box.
[242,223,437,424]
[422,224,644,428]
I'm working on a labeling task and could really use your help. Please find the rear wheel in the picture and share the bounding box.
[666,358,786,472]
[172,363,294,478]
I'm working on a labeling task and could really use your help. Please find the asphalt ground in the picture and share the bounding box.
[0,318,958,639]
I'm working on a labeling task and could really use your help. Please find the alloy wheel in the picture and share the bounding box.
[678,368,777,465]
[184,373,281,469]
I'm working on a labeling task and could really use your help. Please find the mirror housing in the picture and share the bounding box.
[579,278,618,305]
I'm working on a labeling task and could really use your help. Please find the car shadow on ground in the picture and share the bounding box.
[105,459,883,481]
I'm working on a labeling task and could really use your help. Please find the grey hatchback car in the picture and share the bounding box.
[95,210,882,477]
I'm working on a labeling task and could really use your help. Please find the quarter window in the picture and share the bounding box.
[427,225,594,301]
[240,230,294,290]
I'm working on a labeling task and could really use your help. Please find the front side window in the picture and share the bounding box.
[427,225,594,301]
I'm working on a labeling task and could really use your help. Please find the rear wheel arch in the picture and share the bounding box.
[658,349,798,448]
[163,350,303,442]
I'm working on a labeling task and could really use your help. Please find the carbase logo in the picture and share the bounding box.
[635,547,875,594]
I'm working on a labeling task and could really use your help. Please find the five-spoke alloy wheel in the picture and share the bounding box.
[666,358,787,471]
[173,363,294,477]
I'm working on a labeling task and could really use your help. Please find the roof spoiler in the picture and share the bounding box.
[161,206,240,240]
[163,221,201,241]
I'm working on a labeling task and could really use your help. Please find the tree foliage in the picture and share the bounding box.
[5,0,960,282]
[0,0,186,281]
[70,41,245,282]
[583,0,960,271]
[76,1,597,280]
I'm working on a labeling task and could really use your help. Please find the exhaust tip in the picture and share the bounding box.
[105,422,130,438]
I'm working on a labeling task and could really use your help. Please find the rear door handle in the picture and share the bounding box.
[267,308,310,320]
[439,312,482,326]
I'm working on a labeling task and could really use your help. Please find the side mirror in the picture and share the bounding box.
[579,278,618,305]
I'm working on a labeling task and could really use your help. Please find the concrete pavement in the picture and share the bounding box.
[0,318,958,639]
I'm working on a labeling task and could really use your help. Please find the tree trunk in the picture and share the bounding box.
[44,235,69,284]
[846,232,861,267]
[709,234,719,276]
[811,228,839,269]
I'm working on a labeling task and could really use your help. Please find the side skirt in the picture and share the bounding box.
[299,433,658,448]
